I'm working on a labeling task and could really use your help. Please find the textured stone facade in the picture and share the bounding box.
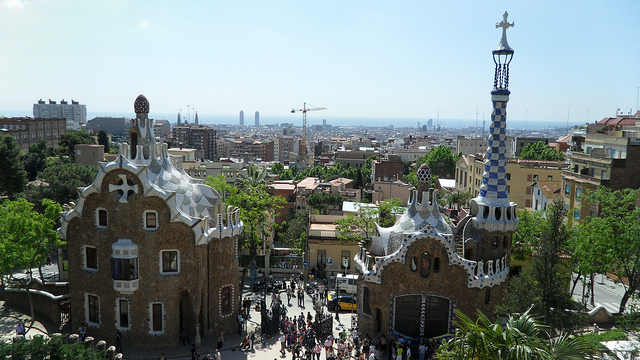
[60,95,242,348]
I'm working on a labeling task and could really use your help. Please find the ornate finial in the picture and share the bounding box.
[495,11,514,52]
[134,94,149,114]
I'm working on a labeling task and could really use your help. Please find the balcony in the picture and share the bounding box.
[113,279,139,294]
[561,170,608,187]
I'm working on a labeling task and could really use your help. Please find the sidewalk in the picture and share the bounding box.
[0,301,53,342]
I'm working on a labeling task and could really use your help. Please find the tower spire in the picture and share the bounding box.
[467,12,518,233]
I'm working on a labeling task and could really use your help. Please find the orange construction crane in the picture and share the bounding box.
[291,102,326,162]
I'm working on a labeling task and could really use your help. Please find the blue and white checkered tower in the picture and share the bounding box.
[468,12,518,233]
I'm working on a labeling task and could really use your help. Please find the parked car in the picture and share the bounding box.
[327,293,357,312]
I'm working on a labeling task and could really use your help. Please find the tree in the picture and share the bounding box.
[27,163,98,207]
[276,210,309,255]
[21,139,49,181]
[270,162,285,176]
[500,198,579,330]
[377,198,404,227]
[407,145,458,186]
[437,309,597,359]
[0,198,62,322]
[206,174,284,286]
[96,130,110,153]
[520,141,566,162]
[0,135,28,199]
[360,156,376,185]
[575,187,640,313]
[334,203,379,244]
[236,165,272,190]
[57,130,95,160]
[306,192,345,215]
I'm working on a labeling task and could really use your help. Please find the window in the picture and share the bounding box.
[84,246,98,271]
[96,208,108,228]
[150,303,163,333]
[420,252,430,278]
[564,184,571,195]
[484,289,491,304]
[117,299,130,329]
[525,199,532,208]
[363,287,372,315]
[527,174,533,182]
[220,286,232,315]
[533,175,538,181]
[161,250,179,274]
[526,187,532,195]
[602,171,607,179]
[506,173,511,180]
[144,211,158,230]
[547,175,553,181]
[86,294,100,325]
[317,250,326,268]
[575,188,582,199]
[503,236,509,249]
[112,257,138,280]
[410,257,418,272]
[573,209,580,219]
[433,257,440,273]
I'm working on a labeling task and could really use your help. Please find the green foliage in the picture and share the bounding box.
[501,198,580,330]
[407,145,458,186]
[97,130,110,153]
[306,192,345,215]
[520,141,566,161]
[0,198,62,283]
[360,156,375,185]
[438,309,597,360]
[276,210,309,254]
[21,139,49,181]
[27,163,98,207]
[377,198,403,228]
[0,135,28,199]
[57,130,95,160]
[575,187,640,313]
[0,335,107,359]
[207,174,284,255]
[236,165,272,189]
[270,162,285,176]
[511,209,545,261]
[334,204,379,244]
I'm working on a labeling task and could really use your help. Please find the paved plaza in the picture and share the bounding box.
[1,276,353,360]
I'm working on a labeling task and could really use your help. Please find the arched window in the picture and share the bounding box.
[433,257,440,273]
[420,252,430,278]
[410,257,418,272]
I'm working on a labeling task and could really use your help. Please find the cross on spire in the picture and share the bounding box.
[496,11,514,50]
[109,174,139,203]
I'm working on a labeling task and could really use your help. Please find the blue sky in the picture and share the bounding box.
[1,1,639,125]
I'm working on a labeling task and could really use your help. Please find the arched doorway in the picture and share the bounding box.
[392,294,451,338]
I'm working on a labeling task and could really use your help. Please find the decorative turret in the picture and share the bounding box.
[129,94,156,160]
[468,11,518,233]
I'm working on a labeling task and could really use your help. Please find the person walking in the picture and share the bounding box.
[16,320,26,337]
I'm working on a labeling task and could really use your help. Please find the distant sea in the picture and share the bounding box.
[2,110,582,130]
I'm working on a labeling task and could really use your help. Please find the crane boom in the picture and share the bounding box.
[290,102,326,165]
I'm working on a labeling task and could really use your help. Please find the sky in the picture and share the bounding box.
[1,0,639,126]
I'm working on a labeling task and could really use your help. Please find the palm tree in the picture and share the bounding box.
[437,309,597,360]
[235,165,272,191]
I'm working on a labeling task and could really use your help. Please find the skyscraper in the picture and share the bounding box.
[239,111,244,126]
[254,111,259,126]
[33,99,86,130]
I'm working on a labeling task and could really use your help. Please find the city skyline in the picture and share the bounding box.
[1,1,639,126]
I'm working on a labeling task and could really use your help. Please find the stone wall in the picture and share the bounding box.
[2,286,69,327]
[358,235,507,338]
